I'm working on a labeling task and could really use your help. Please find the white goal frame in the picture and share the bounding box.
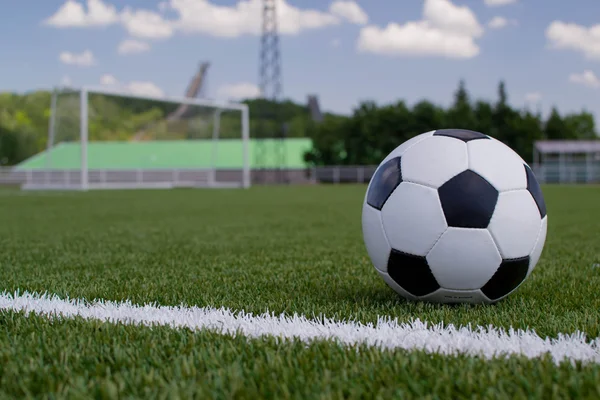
[22,86,251,191]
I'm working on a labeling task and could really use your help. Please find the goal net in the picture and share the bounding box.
[21,86,250,190]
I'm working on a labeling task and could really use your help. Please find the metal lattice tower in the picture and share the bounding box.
[256,0,287,183]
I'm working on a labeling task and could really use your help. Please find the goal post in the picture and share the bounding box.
[21,85,250,191]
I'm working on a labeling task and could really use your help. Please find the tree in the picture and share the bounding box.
[446,80,476,130]
[304,114,350,165]
[564,111,596,139]
[491,81,515,142]
[0,125,19,165]
[0,124,37,165]
[411,100,446,134]
[473,100,494,136]
[509,111,544,162]
[544,107,569,140]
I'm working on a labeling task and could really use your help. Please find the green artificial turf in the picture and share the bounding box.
[0,184,599,398]
[1,313,599,400]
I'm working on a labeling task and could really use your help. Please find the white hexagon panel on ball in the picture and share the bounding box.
[401,135,468,188]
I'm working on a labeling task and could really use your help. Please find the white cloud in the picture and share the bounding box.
[569,70,600,89]
[524,92,542,103]
[120,8,174,39]
[170,0,339,37]
[546,21,600,60]
[423,0,483,38]
[157,2,170,12]
[43,0,364,39]
[357,0,483,59]
[118,39,151,54]
[217,82,261,99]
[59,50,96,66]
[329,1,368,25]
[100,74,165,97]
[100,74,118,86]
[488,17,507,29]
[488,16,509,29]
[484,0,517,6]
[44,0,118,27]
[488,16,517,29]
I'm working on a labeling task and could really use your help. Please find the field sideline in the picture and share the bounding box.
[0,185,599,398]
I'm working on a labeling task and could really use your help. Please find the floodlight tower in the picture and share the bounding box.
[256,0,287,183]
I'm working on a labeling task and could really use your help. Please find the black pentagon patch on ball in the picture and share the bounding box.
[366,157,402,210]
[481,256,530,301]
[524,164,546,218]
[438,170,499,228]
[433,129,490,142]
[387,249,440,297]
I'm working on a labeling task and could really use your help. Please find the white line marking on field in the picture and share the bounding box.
[1,291,598,365]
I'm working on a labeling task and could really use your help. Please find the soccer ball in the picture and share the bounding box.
[362,129,547,304]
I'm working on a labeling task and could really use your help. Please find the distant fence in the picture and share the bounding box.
[0,166,378,187]
[0,164,597,188]
[534,161,600,184]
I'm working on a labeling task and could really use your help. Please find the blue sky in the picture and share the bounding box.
[2,0,600,122]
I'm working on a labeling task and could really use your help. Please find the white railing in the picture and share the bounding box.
[0,163,597,188]
[308,166,377,184]
[532,162,600,184]
[3,168,247,190]
[0,166,375,188]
